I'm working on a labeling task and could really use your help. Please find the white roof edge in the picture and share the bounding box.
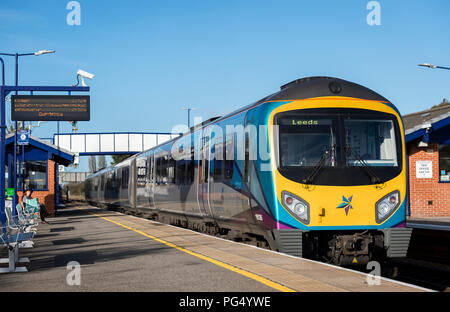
[6,133,76,157]
[405,112,450,135]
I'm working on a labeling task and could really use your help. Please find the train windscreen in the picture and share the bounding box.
[275,108,403,186]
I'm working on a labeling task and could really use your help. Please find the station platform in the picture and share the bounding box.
[0,204,430,292]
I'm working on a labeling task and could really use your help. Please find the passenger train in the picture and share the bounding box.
[85,77,412,265]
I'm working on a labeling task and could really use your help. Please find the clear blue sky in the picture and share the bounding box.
[1,0,449,171]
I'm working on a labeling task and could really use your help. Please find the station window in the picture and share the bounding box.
[439,145,450,182]
[18,160,47,190]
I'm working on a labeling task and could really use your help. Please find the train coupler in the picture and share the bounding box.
[327,231,373,266]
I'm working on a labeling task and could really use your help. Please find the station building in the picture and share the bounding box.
[5,134,75,216]
[403,103,450,218]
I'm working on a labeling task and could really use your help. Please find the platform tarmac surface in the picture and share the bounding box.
[0,204,428,292]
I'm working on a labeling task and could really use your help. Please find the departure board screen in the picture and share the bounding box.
[11,95,90,121]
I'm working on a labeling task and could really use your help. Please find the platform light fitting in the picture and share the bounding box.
[34,49,55,56]
[418,63,437,69]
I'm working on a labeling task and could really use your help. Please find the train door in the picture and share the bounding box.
[243,111,260,228]
[197,126,215,224]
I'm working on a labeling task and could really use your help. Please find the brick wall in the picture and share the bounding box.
[18,159,56,217]
[408,143,450,218]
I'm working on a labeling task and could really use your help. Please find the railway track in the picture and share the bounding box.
[382,258,450,291]
[353,227,450,292]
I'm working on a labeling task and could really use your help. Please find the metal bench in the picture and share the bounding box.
[0,227,34,273]
[0,201,38,273]
[16,202,39,230]
[5,202,37,236]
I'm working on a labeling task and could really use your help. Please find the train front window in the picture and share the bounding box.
[278,117,336,167]
[275,108,403,186]
[344,119,397,167]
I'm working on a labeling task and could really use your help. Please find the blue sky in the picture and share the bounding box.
[1,0,449,171]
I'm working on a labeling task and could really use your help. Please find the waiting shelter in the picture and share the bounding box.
[5,133,75,216]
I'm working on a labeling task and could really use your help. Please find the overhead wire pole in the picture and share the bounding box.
[0,57,4,85]
[0,50,55,212]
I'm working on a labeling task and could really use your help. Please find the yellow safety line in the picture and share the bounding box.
[80,208,295,292]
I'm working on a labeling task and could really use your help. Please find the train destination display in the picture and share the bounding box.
[11,95,90,121]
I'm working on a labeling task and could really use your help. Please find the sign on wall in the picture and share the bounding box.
[11,95,90,121]
[416,160,433,179]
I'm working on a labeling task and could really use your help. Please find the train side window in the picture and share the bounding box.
[187,158,195,184]
[243,132,249,182]
[213,139,223,181]
[160,155,168,184]
[156,156,163,184]
[203,145,210,183]
[189,145,195,183]
[204,157,209,183]
[167,155,175,184]
[176,160,186,185]
[122,167,129,189]
[225,134,234,180]
[147,156,153,184]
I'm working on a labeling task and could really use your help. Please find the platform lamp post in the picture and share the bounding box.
[0,57,4,86]
[182,107,196,129]
[0,50,55,211]
[418,63,450,71]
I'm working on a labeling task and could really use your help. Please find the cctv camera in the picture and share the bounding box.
[77,69,94,79]
[76,69,95,86]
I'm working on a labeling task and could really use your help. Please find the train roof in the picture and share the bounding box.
[274,76,388,102]
[138,77,390,153]
[87,76,393,175]
[206,76,390,127]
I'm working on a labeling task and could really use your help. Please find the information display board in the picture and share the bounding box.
[11,95,90,121]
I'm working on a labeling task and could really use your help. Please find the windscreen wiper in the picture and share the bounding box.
[302,145,336,185]
[345,144,382,184]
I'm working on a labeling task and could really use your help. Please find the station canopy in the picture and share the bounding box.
[6,133,75,166]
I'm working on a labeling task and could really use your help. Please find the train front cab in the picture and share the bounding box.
[267,97,412,265]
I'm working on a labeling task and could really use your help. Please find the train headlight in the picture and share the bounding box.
[375,190,400,223]
[282,191,310,224]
